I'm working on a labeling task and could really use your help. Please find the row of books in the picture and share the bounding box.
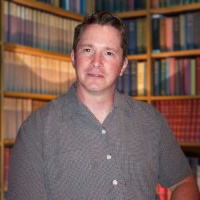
[152,11,200,53]
[116,60,147,96]
[152,57,200,96]
[4,51,76,95]
[95,0,146,13]
[154,100,200,142]
[37,0,146,14]
[37,0,94,14]
[4,97,48,140]
[151,0,200,8]
[124,18,147,55]
[4,1,79,54]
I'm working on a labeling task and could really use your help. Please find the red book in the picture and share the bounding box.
[165,17,174,51]
[183,58,191,95]
[169,58,175,96]
[180,100,188,142]
[176,100,183,141]
[195,99,200,142]
[190,99,198,142]
[4,148,11,186]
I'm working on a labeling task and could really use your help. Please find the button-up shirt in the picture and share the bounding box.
[8,83,192,200]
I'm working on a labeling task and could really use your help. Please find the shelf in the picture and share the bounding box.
[150,3,200,15]
[150,95,200,101]
[128,54,148,60]
[116,10,148,18]
[4,91,57,101]
[180,142,200,156]
[151,49,200,58]
[4,139,15,147]
[11,0,83,21]
[4,43,72,61]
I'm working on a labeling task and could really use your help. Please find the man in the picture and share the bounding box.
[8,11,199,200]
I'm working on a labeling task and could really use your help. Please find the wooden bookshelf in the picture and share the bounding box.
[4,43,72,61]
[0,0,4,199]
[0,0,200,199]
[11,0,83,21]
[4,91,57,101]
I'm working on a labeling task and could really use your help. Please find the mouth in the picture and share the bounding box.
[88,73,103,77]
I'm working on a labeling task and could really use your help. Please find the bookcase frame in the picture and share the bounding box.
[0,0,4,199]
[0,0,200,199]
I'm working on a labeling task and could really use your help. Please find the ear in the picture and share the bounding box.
[119,57,128,76]
[71,50,75,68]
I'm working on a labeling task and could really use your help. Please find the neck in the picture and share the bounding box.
[76,87,114,123]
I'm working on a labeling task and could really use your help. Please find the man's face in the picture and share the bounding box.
[71,24,128,95]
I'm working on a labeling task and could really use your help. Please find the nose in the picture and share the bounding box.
[92,52,102,68]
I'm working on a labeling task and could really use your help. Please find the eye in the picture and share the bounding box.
[84,48,91,52]
[106,51,113,56]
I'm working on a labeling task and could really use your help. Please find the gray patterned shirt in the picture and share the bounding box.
[8,83,192,200]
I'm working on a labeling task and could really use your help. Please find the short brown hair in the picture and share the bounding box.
[72,11,128,60]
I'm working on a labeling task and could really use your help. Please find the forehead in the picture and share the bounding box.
[79,24,121,44]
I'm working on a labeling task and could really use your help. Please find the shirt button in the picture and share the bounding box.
[102,129,106,134]
[106,154,112,159]
[113,180,118,185]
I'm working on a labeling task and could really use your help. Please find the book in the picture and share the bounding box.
[137,61,146,96]
[130,60,137,96]
[190,58,196,95]
[152,14,162,53]
[153,59,161,95]
[9,2,18,43]
[160,58,167,95]
[173,16,180,50]
[4,1,9,42]
[170,58,176,95]
[159,17,166,52]
[4,148,11,186]
[183,58,191,95]
[165,17,174,51]
[179,14,187,50]
[123,62,131,95]
[196,57,200,95]
[194,11,200,49]
[126,19,137,54]
[186,12,195,49]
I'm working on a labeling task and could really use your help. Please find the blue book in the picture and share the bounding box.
[152,14,164,53]
[153,59,161,96]
[123,62,132,95]
[120,0,127,12]
[174,59,180,95]
[194,12,200,49]
[186,13,194,49]
[114,0,121,12]
[127,19,137,54]
[130,61,137,96]
[80,0,86,14]
[160,59,167,96]
[165,58,171,96]
[95,0,102,11]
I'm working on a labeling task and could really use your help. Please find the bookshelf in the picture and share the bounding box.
[0,0,4,199]
[0,0,200,199]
